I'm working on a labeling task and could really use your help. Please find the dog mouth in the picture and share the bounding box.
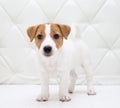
[43,52,52,57]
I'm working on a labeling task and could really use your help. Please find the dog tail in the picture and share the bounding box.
[69,23,81,39]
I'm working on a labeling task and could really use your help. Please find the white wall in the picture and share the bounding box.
[0,0,120,84]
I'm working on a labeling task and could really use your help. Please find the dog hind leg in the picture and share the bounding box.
[82,61,96,95]
[69,70,77,93]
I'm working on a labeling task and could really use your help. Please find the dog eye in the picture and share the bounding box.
[37,34,43,39]
[53,34,59,39]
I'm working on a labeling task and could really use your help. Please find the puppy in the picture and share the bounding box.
[27,23,96,102]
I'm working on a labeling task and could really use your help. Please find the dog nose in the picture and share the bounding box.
[43,46,52,53]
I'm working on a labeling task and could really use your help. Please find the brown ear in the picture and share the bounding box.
[58,24,71,39]
[27,25,39,42]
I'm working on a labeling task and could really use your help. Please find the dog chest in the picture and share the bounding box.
[41,57,61,78]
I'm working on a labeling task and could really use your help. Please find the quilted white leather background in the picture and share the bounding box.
[0,0,120,84]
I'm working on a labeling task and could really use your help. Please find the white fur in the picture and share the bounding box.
[36,24,96,102]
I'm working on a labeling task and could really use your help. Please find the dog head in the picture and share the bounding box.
[27,23,71,57]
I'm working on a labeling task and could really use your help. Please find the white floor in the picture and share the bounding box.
[0,85,120,108]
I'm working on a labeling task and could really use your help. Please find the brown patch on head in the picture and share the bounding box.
[27,24,45,48]
[27,25,39,42]
[50,24,71,48]
[27,23,71,49]
[57,24,71,39]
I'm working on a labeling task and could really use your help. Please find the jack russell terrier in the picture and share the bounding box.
[27,23,96,102]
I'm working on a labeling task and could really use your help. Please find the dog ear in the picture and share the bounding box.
[58,24,71,39]
[27,25,39,42]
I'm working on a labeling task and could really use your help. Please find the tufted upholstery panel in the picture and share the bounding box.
[0,0,120,84]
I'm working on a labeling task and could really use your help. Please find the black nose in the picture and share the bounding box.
[43,46,52,53]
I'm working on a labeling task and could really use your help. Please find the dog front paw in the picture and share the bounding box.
[59,96,71,102]
[36,96,48,102]
[87,89,96,95]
